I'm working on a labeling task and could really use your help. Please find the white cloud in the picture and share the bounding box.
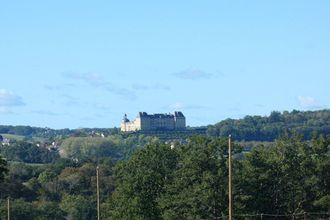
[169,102,185,110]
[61,72,137,100]
[0,89,24,107]
[0,107,12,114]
[168,102,207,110]
[297,96,319,109]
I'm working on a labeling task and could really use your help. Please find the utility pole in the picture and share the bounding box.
[96,166,100,220]
[7,197,10,220]
[228,135,232,220]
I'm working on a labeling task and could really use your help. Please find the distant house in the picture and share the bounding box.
[121,112,186,132]
[2,138,11,146]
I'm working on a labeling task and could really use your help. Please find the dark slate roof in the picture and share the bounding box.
[122,114,130,122]
[138,112,184,118]
[174,111,184,117]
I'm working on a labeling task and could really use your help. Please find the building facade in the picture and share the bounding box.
[121,112,186,132]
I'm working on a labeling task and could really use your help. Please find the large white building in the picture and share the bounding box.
[121,112,186,132]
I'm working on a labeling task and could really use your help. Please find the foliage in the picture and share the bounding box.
[235,134,330,214]
[34,201,66,220]
[0,141,59,163]
[7,162,44,182]
[0,155,7,182]
[132,127,207,141]
[159,136,233,219]
[0,199,65,220]
[0,179,37,201]
[110,135,329,219]
[110,143,178,219]
[1,199,36,219]
[0,132,328,219]
[60,195,96,220]
[207,109,330,141]
[60,134,158,162]
[0,125,119,139]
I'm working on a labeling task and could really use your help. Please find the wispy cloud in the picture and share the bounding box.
[228,106,241,112]
[0,107,13,114]
[169,102,184,109]
[132,83,170,91]
[80,116,96,121]
[168,102,208,110]
[173,67,216,80]
[255,104,265,108]
[0,89,25,106]
[31,110,59,116]
[105,85,137,100]
[62,72,105,86]
[0,89,24,113]
[297,96,322,109]
[61,72,137,100]
[44,83,75,91]
[60,94,81,107]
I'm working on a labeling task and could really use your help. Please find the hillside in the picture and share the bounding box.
[207,109,330,141]
[1,111,329,219]
[0,109,329,142]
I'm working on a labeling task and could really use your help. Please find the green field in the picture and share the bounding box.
[0,133,45,142]
[1,133,26,141]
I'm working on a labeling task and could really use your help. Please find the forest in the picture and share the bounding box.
[207,109,330,141]
[0,109,329,142]
[0,110,329,219]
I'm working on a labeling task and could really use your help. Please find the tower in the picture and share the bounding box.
[121,114,130,132]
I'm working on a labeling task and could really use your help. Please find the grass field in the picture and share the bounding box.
[1,133,46,142]
[1,133,26,141]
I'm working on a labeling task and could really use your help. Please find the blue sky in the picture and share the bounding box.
[0,1,329,129]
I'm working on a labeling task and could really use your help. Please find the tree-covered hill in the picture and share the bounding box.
[207,109,330,141]
[109,135,330,219]
[1,109,329,142]
[0,125,121,140]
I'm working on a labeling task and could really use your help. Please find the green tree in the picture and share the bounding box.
[110,143,177,219]
[1,141,59,163]
[236,134,330,214]
[0,199,37,220]
[35,201,66,220]
[60,195,96,220]
[207,109,330,141]
[0,155,8,182]
[159,136,232,219]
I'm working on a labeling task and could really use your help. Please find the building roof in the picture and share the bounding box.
[138,112,185,119]
[174,111,184,117]
[122,114,130,122]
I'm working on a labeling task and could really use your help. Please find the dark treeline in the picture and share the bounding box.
[207,109,330,141]
[1,109,329,142]
[0,141,59,164]
[0,126,72,138]
[109,135,329,219]
[0,134,329,219]
[0,126,120,139]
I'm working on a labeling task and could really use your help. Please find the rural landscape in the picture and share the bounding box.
[1,1,329,219]
[0,109,329,219]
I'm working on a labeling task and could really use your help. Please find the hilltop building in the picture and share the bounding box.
[121,112,186,132]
